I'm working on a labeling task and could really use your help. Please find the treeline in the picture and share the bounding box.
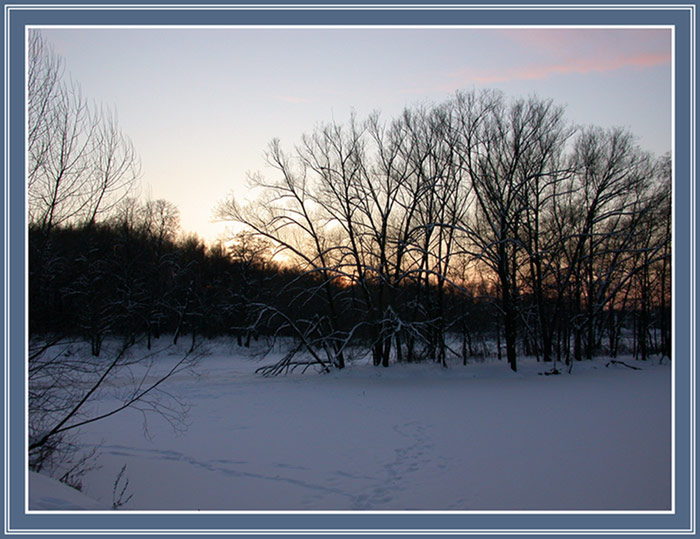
[29,90,672,375]
[218,89,672,372]
[28,201,491,356]
[30,200,265,353]
[29,204,670,373]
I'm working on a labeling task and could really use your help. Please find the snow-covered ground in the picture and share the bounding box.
[29,339,672,512]
[29,471,105,510]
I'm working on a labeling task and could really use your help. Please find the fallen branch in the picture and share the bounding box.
[605,359,642,371]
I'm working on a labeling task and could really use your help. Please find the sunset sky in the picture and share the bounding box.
[35,27,672,244]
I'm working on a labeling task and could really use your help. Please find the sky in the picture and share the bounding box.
[36,27,672,245]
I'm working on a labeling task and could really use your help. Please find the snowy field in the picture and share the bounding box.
[29,339,672,512]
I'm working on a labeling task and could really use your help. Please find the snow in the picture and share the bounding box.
[29,471,105,510]
[29,339,672,512]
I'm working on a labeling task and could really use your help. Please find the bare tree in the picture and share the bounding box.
[450,90,571,372]
[387,104,472,366]
[217,132,356,370]
[27,33,198,487]
[29,337,200,475]
[27,31,139,234]
[531,125,670,369]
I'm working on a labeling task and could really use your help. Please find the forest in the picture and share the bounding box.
[27,31,671,480]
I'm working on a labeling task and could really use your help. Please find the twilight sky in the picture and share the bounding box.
[35,27,672,244]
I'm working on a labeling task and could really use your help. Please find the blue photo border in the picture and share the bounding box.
[3,2,695,536]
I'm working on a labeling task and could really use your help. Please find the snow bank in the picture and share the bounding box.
[29,471,105,510]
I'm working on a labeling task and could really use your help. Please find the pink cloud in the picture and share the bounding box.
[448,51,670,87]
[495,28,669,59]
[400,28,671,96]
